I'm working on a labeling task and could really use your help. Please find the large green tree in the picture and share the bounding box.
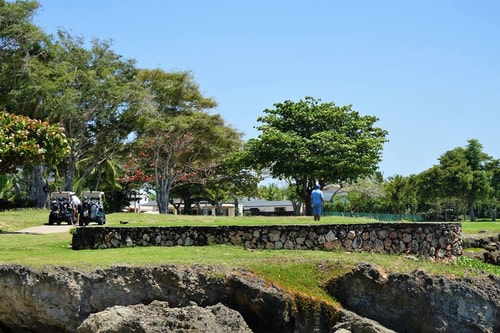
[1,1,138,208]
[0,0,48,115]
[211,150,261,216]
[485,158,500,221]
[437,139,491,221]
[136,112,242,214]
[40,31,139,192]
[133,69,242,214]
[0,0,59,207]
[244,97,388,215]
[383,174,418,217]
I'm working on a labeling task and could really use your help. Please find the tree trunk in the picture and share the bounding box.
[291,200,302,216]
[233,198,240,217]
[486,205,496,221]
[183,196,194,215]
[157,177,172,214]
[296,180,313,216]
[63,155,77,191]
[29,165,48,208]
[215,202,223,216]
[303,196,312,216]
[171,202,181,215]
[302,188,313,216]
[468,199,476,222]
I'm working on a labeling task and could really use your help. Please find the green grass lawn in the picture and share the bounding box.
[1,209,499,305]
[0,209,378,232]
[2,208,499,235]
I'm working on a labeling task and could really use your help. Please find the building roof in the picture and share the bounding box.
[242,198,293,208]
[243,188,345,207]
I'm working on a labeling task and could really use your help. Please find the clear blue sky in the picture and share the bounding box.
[34,0,500,179]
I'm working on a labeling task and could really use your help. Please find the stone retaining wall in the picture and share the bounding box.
[71,222,462,259]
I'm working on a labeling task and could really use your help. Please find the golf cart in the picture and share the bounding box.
[79,191,106,226]
[48,191,77,225]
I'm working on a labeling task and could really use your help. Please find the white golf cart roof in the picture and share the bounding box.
[51,191,75,199]
[82,191,105,199]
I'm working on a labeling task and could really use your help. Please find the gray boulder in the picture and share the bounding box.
[326,262,500,333]
[77,300,253,333]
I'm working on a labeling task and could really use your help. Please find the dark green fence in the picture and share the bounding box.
[323,211,425,222]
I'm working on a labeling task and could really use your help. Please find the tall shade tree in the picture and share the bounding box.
[0,0,48,116]
[134,69,241,214]
[244,97,388,215]
[1,2,139,205]
[137,112,242,214]
[485,159,500,221]
[383,174,418,217]
[0,0,59,207]
[170,153,260,216]
[215,150,261,216]
[41,31,139,192]
[437,139,491,221]
[416,165,463,221]
[135,69,217,118]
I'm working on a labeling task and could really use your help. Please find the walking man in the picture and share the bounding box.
[310,184,325,221]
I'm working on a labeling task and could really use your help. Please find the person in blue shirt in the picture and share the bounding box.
[310,184,325,221]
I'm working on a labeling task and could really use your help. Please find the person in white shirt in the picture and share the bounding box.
[70,194,82,224]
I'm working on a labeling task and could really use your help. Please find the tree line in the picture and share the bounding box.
[0,0,258,213]
[258,139,499,222]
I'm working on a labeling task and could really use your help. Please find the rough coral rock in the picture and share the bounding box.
[326,262,500,333]
[77,300,253,333]
[1,263,498,333]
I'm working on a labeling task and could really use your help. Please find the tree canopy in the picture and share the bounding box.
[434,139,491,221]
[0,1,253,211]
[0,111,70,174]
[131,69,244,214]
[244,96,388,214]
[39,31,140,191]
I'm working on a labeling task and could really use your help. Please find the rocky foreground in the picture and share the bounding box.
[0,262,499,333]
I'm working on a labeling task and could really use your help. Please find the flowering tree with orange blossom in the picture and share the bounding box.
[131,69,243,214]
[135,112,242,214]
